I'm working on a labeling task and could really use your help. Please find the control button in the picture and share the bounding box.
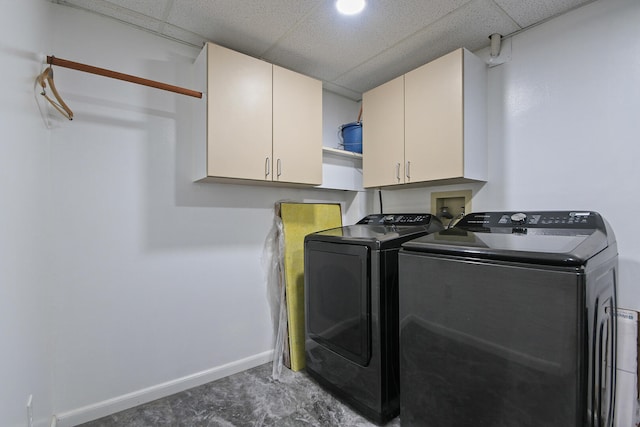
[510,212,527,224]
[528,215,541,225]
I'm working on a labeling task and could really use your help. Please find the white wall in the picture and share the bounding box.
[40,4,365,425]
[384,0,640,311]
[481,0,640,311]
[5,0,639,425]
[0,1,55,426]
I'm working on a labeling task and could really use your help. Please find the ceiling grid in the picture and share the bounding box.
[51,0,595,100]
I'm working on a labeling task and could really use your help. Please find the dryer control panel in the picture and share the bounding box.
[357,213,434,225]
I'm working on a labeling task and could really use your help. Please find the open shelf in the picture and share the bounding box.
[319,146,363,191]
[322,146,363,160]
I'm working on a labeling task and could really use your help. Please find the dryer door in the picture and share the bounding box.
[305,240,371,366]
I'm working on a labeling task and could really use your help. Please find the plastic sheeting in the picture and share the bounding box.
[263,206,287,380]
[263,202,343,379]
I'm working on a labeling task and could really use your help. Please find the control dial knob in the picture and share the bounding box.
[510,212,527,224]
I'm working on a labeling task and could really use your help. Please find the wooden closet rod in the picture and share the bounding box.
[47,56,202,99]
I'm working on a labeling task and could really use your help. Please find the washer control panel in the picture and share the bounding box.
[458,211,599,229]
[357,213,433,225]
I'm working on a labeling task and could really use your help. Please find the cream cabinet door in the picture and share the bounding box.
[362,75,405,188]
[206,43,273,181]
[273,65,322,185]
[405,49,464,183]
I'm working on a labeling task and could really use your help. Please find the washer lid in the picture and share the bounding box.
[402,211,613,266]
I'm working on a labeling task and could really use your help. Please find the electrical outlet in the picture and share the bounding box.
[26,394,33,427]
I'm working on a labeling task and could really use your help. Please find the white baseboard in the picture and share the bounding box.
[53,350,274,427]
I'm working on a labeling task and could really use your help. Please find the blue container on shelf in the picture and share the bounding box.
[339,121,362,153]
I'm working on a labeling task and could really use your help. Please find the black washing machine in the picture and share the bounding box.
[304,213,443,424]
[399,211,618,427]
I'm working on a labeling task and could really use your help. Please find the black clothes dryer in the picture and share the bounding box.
[304,213,443,424]
[399,211,618,427]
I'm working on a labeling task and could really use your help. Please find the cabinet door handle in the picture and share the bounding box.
[396,163,401,182]
[277,158,282,178]
[265,157,270,178]
[406,161,411,180]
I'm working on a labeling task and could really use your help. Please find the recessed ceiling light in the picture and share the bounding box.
[336,0,366,15]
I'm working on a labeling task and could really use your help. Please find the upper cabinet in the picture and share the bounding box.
[363,48,487,188]
[202,43,272,182]
[273,65,323,185]
[362,76,405,188]
[194,43,322,186]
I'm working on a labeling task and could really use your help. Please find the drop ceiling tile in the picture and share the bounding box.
[263,0,471,81]
[57,0,163,32]
[161,24,208,48]
[494,0,593,28]
[103,0,170,20]
[322,81,362,101]
[51,0,593,99]
[332,0,520,94]
[166,0,319,58]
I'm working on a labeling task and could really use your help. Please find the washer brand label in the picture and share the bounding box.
[616,309,638,321]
